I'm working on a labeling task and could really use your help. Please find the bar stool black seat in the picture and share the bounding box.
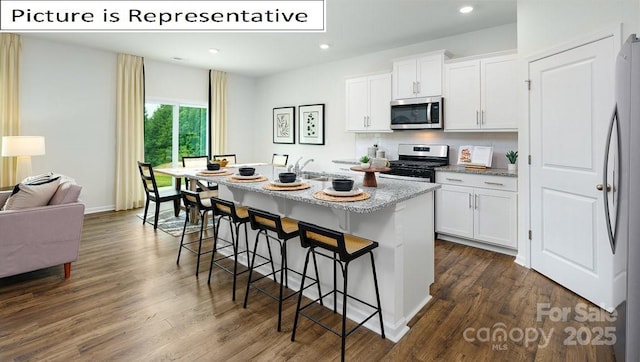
[243,208,322,332]
[178,190,219,275]
[207,196,251,300]
[291,221,385,362]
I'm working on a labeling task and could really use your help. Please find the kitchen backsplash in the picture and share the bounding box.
[355,131,518,169]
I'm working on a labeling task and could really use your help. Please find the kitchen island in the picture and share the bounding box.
[176,165,440,342]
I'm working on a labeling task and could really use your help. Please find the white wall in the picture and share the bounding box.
[19,36,256,212]
[249,23,518,172]
[21,36,117,213]
[518,0,639,56]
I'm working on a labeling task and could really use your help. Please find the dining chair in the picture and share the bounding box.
[272,153,289,166]
[182,155,208,168]
[213,154,237,166]
[182,155,217,191]
[137,161,182,229]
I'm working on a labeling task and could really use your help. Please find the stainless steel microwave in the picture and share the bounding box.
[390,96,443,130]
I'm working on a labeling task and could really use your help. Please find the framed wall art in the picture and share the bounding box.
[273,106,295,144]
[298,103,325,145]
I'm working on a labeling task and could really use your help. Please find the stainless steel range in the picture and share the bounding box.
[379,144,449,183]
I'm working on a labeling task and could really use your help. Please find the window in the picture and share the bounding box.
[144,102,208,187]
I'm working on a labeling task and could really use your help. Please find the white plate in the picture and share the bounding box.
[323,187,363,197]
[198,169,227,175]
[270,179,303,187]
[232,173,262,180]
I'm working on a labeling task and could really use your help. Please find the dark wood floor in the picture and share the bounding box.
[0,209,616,361]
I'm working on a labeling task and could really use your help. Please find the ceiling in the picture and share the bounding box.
[24,0,517,77]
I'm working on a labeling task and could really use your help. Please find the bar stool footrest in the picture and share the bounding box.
[298,289,382,338]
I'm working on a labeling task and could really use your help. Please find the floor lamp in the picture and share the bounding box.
[1,136,46,182]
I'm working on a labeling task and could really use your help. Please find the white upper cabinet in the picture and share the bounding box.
[392,51,448,100]
[345,72,392,132]
[444,54,518,131]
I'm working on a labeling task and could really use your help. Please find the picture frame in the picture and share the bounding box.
[298,104,325,145]
[273,106,295,144]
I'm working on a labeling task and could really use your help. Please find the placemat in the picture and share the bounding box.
[263,183,311,191]
[312,190,371,202]
[196,169,233,176]
[226,175,269,183]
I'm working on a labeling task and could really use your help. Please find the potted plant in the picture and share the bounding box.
[359,155,371,169]
[506,150,518,172]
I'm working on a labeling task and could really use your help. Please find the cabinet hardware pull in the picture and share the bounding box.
[476,110,479,125]
[363,116,367,127]
[475,194,479,210]
[484,181,504,186]
[446,178,463,182]
[482,110,485,124]
[469,193,472,208]
[416,81,421,94]
[596,183,612,192]
[412,81,416,94]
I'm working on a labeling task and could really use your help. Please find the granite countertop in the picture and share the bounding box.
[189,166,440,214]
[436,165,518,177]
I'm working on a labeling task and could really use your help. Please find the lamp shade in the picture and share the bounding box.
[1,136,46,157]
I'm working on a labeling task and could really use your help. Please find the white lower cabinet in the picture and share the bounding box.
[436,171,517,250]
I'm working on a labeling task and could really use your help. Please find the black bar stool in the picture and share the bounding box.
[243,208,322,332]
[291,221,385,362]
[178,190,218,275]
[207,197,251,301]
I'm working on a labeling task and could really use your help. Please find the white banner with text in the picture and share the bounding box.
[0,0,325,31]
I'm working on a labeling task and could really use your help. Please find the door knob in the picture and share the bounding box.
[596,184,612,192]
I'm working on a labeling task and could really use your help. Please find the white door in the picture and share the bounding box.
[529,36,616,308]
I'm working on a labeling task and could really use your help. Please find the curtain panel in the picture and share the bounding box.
[0,33,21,187]
[209,70,227,156]
[115,54,145,210]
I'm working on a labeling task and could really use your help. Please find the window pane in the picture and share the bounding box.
[179,106,207,159]
[144,103,174,187]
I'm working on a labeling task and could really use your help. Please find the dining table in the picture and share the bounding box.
[154,163,270,222]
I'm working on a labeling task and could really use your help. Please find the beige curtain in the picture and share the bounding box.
[209,70,227,155]
[115,54,145,210]
[0,34,21,187]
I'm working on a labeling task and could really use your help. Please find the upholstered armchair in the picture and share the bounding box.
[0,176,84,279]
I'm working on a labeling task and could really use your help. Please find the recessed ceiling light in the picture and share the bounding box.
[209,48,220,54]
[319,43,330,50]
[459,6,473,14]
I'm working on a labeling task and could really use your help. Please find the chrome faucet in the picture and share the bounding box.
[289,157,314,177]
[300,158,314,172]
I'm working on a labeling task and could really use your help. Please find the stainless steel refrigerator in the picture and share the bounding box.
[606,34,640,362]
